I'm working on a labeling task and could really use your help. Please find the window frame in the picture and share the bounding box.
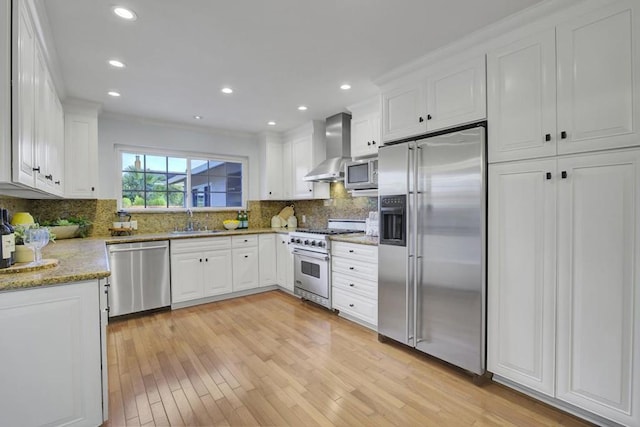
[115,145,249,212]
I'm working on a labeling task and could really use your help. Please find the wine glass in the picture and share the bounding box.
[25,228,49,265]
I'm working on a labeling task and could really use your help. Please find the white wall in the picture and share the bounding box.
[97,114,260,201]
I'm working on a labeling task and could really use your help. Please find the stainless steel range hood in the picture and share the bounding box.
[304,113,351,182]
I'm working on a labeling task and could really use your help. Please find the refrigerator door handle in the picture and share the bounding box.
[413,144,421,347]
[407,254,414,344]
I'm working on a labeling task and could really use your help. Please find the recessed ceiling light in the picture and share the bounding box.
[221,87,233,94]
[340,84,351,90]
[298,105,308,111]
[267,121,276,126]
[194,115,203,120]
[108,91,121,97]
[108,59,125,68]
[113,7,137,21]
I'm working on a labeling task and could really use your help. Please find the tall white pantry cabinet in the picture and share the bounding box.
[487,1,640,426]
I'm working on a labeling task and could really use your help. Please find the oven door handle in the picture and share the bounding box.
[292,249,329,261]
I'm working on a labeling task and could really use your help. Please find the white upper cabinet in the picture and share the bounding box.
[488,0,639,162]
[259,132,284,200]
[556,0,638,154]
[381,81,427,142]
[488,31,557,162]
[349,97,381,158]
[281,120,329,200]
[64,103,99,199]
[7,0,64,197]
[12,0,37,187]
[0,0,9,185]
[426,56,486,132]
[290,135,314,198]
[381,56,486,143]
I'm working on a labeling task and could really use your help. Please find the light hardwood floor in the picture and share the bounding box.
[106,290,590,427]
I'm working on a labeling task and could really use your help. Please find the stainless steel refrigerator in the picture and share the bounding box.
[378,125,486,375]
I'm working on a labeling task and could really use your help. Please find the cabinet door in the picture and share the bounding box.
[488,31,557,163]
[282,141,293,199]
[291,136,314,198]
[203,249,233,296]
[33,46,49,191]
[276,234,294,292]
[232,247,259,291]
[170,252,204,303]
[426,56,486,132]
[351,115,372,158]
[556,149,640,426]
[12,0,36,187]
[487,159,557,396]
[51,96,65,195]
[556,0,639,154]
[258,234,277,286]
[382,83,427,142]
[65,112,98,198]
[261,140,283,199]
[0,281,103,427]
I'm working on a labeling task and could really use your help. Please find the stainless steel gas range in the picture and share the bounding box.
[289,219,365,309]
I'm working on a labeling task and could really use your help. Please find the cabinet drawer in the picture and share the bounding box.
[332,272,377,299]
[171,236,231,254]
[332,288,377,326]
[232,234,258,248]
[332,241,378,262]
[332,257,377,281]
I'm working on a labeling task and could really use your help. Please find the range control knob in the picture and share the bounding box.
[304,240,309,245]
[310,241,316,246]
[318,241,325,248]
[290,237,295,243]
[295,238,301,244]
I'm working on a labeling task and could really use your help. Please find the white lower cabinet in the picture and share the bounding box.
[171,237,233,303]
[203,249,233,296]
[276,233,294,292]
[331,241,378,328]
[0,280,105,427]
[488,158,557,396]
[258,234,277,286]
[232,235,259,291]
[488,149,640,426]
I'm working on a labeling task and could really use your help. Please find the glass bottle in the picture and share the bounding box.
[2,209,15,265]
[243,210,248,229]
[0,209,12,269]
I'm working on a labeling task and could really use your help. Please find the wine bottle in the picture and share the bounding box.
[0,209,12,269]
[243,211,248,229]
[2,209,15,265]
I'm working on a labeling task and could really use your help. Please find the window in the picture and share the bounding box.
[119,149,246,210]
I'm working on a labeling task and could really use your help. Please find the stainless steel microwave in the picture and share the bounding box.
[344,158,378,190]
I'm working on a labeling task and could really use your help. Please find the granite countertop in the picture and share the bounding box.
[330,234,379,246]
[0,238,110,293]
[104,227,291,244]
[0,227,377,293]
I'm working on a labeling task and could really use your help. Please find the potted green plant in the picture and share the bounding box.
[39,216,92,239]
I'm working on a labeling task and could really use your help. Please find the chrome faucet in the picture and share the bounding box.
[185,209,194,231]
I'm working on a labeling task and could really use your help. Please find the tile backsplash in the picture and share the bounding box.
[0,183,378,236]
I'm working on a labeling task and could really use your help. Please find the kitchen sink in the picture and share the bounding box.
[170,230,223,235]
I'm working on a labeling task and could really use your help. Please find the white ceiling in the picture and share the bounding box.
[42,0,544,134]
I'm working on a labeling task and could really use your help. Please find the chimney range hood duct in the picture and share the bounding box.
[304,113,351,182]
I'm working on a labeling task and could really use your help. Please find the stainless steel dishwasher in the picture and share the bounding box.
[107,240,170,317]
